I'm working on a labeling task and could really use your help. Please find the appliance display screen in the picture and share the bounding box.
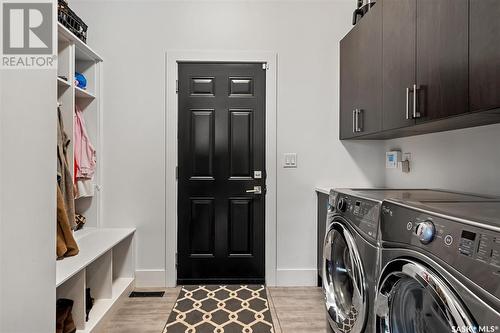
[461,230,476,241]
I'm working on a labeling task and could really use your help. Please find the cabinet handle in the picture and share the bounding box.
[354,109,363,133]
[353,110,356,133]
[406,87,411,120]
[413,84,421,119]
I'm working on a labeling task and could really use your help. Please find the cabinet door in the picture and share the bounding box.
[382,0,416,130]
[470,0,500,112]
[340,31,359,140]
[340,5,382,139]
[416,0,469,121]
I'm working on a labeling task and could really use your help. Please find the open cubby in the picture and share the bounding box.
[56,22,135,333]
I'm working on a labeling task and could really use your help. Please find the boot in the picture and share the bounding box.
[85,288,94,322]
[56,299,73,333]
[64,311,76,333]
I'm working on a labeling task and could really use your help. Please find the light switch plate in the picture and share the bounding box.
[283,153,297,168]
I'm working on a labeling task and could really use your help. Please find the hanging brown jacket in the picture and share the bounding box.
[57,107,79,258]
[57,186,79,258]
[57,107,76,229]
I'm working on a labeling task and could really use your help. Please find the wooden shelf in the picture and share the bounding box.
[58,23,103,62]
[58,77,71,88]
[75,86,96,99]
[56,228,135,287]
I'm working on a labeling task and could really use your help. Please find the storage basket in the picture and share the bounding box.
[58,0,88,43]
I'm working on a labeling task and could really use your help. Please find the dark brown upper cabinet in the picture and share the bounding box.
[470,0,500,112]
[340,0,500,140]
[340,4,382,139]
[382,0,416,130]
[415,0,469,122]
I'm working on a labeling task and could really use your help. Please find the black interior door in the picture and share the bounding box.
[177,62,266,284]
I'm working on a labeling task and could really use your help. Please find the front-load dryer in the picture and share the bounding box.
[376,199,500,333]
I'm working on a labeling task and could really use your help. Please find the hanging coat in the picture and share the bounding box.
[57,107,76,229]
[74,105,96,179]
[57,186,79,259]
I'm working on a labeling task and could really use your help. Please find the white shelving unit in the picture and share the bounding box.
[57,22,135,333]
[75,86,96,100]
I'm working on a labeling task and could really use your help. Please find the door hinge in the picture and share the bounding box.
[176,79,179,93]
[262,63,269,70]
[175,253,178,269]
[175,166,179,180]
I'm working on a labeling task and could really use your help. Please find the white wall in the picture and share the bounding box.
[0,63,57,333]
[385,123,500,197]
[0,1,57,330]
[71,0,386,286]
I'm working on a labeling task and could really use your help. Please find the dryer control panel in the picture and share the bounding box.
[331,193,380,242]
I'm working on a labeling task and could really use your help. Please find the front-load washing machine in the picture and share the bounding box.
[323,189,381,333]
[322,189,495,333]
[376,199,500,333]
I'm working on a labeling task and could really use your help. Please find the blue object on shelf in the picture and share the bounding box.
[75,72,87,89]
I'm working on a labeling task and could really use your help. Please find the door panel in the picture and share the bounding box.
[178,63,265,283]
[229,110,253,178]
[382,0,416,130]
[470,0,500,112]
[228,198,253,256]
[416,0,469,121]
[189,198,215,256]
[190,110,214,178]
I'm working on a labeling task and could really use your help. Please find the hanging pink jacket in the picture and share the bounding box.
[74,106,96,179]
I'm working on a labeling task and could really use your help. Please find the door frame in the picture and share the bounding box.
[165,51,278,287]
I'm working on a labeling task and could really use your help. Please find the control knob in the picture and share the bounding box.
[416,220,436,244]
[337,198,347,212]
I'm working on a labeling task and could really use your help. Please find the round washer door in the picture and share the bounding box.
[322,219,367,333]
[375,259,477,333]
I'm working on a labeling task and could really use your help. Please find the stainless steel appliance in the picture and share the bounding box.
[322,189,495,333]
[376,199,500,333]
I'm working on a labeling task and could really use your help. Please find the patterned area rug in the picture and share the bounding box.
[163,285,275,333]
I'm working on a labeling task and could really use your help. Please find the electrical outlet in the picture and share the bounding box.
[283,153,297,168]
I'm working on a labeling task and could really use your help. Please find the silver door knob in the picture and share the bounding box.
[246,186,262,194]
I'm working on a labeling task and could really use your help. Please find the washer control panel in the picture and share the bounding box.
[381,201,500,300]
[332,193,380,241]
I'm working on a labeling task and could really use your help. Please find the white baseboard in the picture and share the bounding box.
[276,268,317,286]
[135,269,166,287]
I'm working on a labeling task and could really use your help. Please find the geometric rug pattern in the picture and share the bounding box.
[162,285,275,333]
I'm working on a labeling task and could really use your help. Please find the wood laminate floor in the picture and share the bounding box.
[103,287,328,333]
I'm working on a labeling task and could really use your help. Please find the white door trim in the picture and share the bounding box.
[165,50,278,287]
